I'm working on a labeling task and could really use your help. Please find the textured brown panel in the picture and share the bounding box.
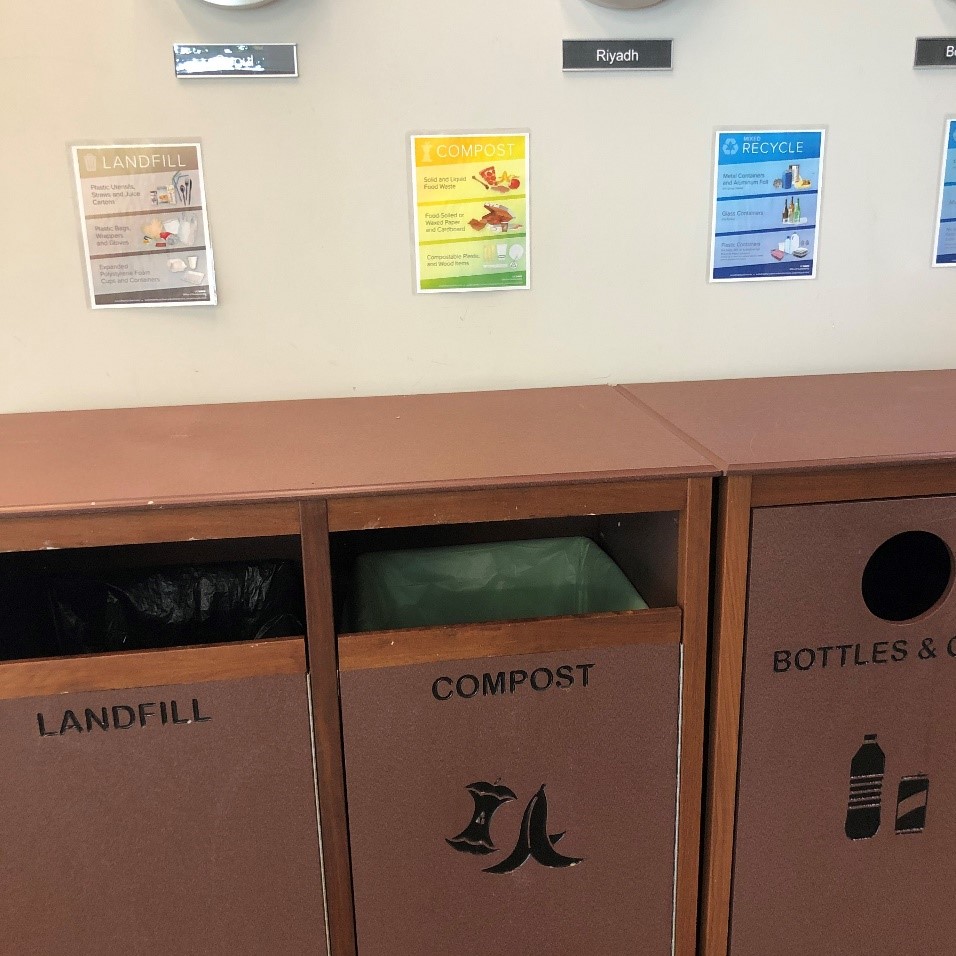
[624,370,956,475]
[0,387,714,516]
[731,496,956,956]
[341,643,681,956]
[0,671,327,954]
[0,636,306,700]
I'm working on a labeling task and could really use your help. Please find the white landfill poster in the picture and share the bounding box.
[72,143,217,308]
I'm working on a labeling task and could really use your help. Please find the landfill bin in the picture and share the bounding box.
[338,535,682,956]
[0,558,327,954]
[626,370,956,956]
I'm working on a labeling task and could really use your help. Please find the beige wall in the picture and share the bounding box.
[2,0,956,412]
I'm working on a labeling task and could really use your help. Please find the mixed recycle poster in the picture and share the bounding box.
[710,129,825,282]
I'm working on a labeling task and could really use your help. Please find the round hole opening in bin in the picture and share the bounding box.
[861,530,954,622]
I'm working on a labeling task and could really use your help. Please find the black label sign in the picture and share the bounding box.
[770,635,956,674]
[914,37,956,68]
[432,663,595,701]
[37,698,211,737]
[563,39,673,72]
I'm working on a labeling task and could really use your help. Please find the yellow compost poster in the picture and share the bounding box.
[411,132,529,293]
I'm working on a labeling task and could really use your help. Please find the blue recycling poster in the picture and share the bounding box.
[710,129,825,282]
[933,120,956,266]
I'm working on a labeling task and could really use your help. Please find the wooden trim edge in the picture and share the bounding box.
[673,477,713,956]
[0,636,306,700]
[0,501,302,553]
[701,475,752,956]
[300,499,358,956]
[327,479,688,531]
[751,462,956,508]
[338,606,682,671]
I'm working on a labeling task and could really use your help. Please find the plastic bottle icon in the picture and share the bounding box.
[845,734,885,840]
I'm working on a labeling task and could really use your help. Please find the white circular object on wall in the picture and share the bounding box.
[200,0,281,8]
[583,0,668,8]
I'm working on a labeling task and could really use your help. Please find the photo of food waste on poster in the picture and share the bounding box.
[410,132,529,293]
[72,143,216,308]
[933,119,956,267]
[710,129,825,282]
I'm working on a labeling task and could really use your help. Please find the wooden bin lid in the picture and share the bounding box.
[0,387,716,516]
[624,370,956,476]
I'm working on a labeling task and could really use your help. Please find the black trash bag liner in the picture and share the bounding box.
[0,561,306,659]
[0,573,61,661]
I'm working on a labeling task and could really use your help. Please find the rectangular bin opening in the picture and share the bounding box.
[0,534,305,662]
[331,512,678,634]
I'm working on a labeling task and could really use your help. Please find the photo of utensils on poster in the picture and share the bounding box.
[72,143,216,308]
[410,132,529,293]
[710,129,825,282]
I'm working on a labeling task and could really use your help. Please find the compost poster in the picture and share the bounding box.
[933,119,956,266]
[410,132,529,293]
[72,143,217,308]
[710,129,825,282]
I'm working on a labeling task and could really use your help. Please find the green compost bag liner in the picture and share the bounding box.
[347,537,648,632]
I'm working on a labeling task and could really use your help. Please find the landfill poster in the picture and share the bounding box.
[72,143,216,308]
[710,129,825,282]
[410,132,529,293]
[933,119,956,266]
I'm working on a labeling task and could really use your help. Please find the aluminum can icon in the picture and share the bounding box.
[895,774,929,834]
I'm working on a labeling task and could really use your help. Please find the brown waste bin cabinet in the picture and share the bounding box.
[0,385,715,956]
[626,370,956,956]
[319,398,716,956]
[0,503,329,955]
